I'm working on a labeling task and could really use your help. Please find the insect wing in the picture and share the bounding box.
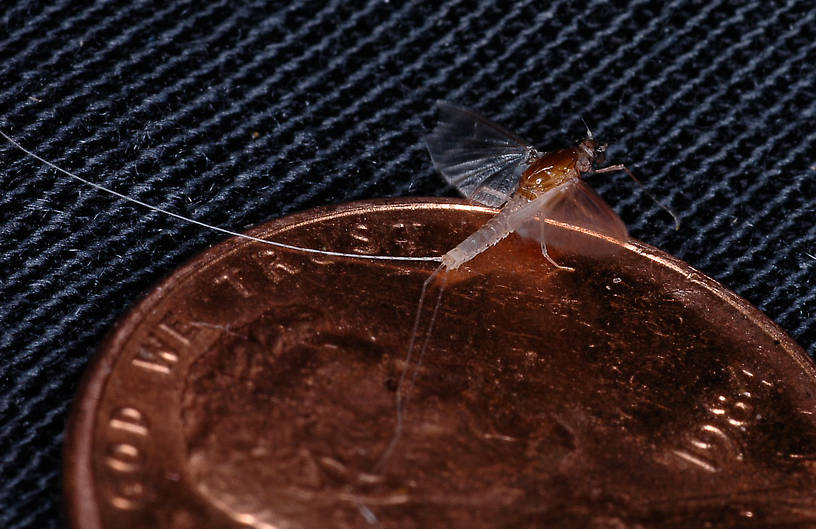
[516,180,628,255]
[426,101,536,208]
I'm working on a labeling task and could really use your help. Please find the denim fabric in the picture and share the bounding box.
[0,1,814,526]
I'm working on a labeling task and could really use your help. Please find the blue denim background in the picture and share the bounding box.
[1,1,814,526]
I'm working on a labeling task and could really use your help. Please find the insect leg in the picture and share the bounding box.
[539,218,574,271]
[593,163,680,230]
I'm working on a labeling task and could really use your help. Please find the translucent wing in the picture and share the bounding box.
[425,101,536,208]
[516,180,628,255]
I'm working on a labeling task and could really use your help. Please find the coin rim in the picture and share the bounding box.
[63,197,814,529]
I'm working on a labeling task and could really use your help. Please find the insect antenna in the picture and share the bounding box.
[0,130,443,263]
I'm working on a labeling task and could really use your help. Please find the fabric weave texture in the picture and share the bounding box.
[0,1,814,526]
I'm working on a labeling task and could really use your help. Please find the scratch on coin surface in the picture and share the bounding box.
[189,321,246,340]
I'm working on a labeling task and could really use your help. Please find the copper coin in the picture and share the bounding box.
[65,198,816,529]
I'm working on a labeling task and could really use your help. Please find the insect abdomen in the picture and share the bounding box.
[441,195,530,269]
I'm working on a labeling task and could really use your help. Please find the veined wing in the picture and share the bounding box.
[515,179,628,254]
[425,101,537,208]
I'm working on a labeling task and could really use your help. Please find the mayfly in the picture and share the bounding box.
[429,101,634,270]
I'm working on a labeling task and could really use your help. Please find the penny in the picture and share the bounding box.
[65,198,816,529]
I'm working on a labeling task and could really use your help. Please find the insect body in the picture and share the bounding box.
[427,102,628,271]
